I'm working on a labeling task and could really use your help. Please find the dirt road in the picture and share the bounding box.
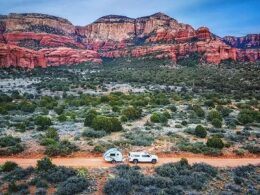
[0,157,259,168]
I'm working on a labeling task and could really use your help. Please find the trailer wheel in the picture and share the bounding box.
[111,160,116,164]
[133,159,138,164]
[151,159,157,164]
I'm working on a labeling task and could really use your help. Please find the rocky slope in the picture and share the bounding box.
[0,43,101,68]
[0,12,259,68]
[222,34,260,62]
[223,34,260,49]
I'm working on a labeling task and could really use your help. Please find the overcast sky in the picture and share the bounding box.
[1,0,259,37]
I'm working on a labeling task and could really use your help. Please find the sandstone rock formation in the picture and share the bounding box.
[4,32,84,49]
[101,39,237,64]
[4,13,75,35]
[223,34,260,49]
[222,34,260,62]
[0,43,46,68]
[40,47,102,66]
[0,12,259,68]
[0,43,101,68]
[236,49,260,62]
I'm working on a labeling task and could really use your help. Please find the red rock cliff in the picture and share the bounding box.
[0,43,101,68]
[0,12,259,68]
[223,34,260,49]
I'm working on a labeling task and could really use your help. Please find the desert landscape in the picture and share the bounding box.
[0,1,259,194]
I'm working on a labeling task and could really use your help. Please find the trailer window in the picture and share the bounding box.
[110,153,116,157]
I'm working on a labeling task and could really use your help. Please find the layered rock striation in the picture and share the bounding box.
[0,43,101,68]
[0,12,259,68]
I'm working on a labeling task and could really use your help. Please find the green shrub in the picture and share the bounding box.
[120,115,128,122]
[110,117,123,132]
[184,127,194,134]
[92,116,122,133]
[0,136,21,147]
[58,114,67,122]
[150,113,160,123]
[195,125,207,138]
[0,136,24,155]
[4,167,34,182]
[168,105,177,112]
[104,178,131,195]
[93,145,105,153]
[155,159,217,191]
[204,100,215,108]
[192,163,218,177]
[150,112,168,123]
[0,106,8,114]
[112,106,120,112]
[237,109,258,124]
[82,129,106,138]
[244,145,260,154]
[40,138,57,146]
[234,149,245,156]
[91,116,110,131]
[8,182,29,194]
[180,158,189,166]
[178,141,222,156]
[225,118,237,129]
[207,110,222,122]
[181,121,188,126]
[1,161,18,172]
[39,96,58,109]
[124,132,154,146]
[0,144,24,155]
[30,177,49,188]
[45,128,59,141]
[211,118,222,128]
[122,106,142,120]
[36,157,55,171]
[54,106,64,115]
[216,105,232,117]
[44,140,78,156]
[56,177,90,195]
[101,95,110,103]
[19,101,36,113]
[84,109,97,127]
[206,137,224,149]
[163,111,171,119]
[35,116,52,130]
[15,122,26,132]
[40,128,59,146]
[178,52,201,67]
[192,105,205,118]
[39,166,76,184]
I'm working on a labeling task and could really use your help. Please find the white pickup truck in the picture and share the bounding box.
[128,152,158,164]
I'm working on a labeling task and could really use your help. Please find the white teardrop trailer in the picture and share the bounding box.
[103,148,124,164]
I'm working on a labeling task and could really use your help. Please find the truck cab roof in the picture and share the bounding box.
[129,152,150,155]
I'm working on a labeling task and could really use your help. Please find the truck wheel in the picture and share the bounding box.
[151,159,157,164]
[111,160,116,164]
[133,159,138,164]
